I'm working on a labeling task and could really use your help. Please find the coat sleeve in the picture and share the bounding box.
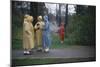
[34,22,38,29]
[40,22,45,29]
[24,22,31,34]
[44,22,49,30]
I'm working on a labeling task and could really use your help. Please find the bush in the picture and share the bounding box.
[66,15,95,45]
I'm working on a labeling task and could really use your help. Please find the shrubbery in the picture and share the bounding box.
[66,15,95,45]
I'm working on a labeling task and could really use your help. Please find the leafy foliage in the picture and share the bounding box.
[66,14,95,45]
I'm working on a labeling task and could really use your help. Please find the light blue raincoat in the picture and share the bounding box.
[42,15,51,49]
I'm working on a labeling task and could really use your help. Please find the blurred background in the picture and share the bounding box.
[12,1,96,49]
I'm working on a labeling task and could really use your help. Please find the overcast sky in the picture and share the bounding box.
[45,3,76,15]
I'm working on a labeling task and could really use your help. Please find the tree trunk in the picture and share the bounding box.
[65,4,68,28]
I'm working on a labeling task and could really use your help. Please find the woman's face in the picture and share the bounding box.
[27,16,33,23]
[44,16,48,22]
[24,18,27,22]
[44,19,46,22]
[37,16,42,21]
[31,18,33,22]
[38,18,41,21]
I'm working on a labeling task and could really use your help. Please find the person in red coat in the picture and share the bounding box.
[59,22,65,44]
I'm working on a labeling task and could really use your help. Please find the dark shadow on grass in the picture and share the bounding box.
[12,57,96,66]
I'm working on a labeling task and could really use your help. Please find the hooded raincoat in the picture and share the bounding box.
[42,15,51,49]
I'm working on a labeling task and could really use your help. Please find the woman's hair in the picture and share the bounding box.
[61,22,64,25]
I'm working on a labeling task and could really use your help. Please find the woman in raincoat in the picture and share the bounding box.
[59,22,65,44]
[42,15,51,52]
[23,15,34,55]
[34,16,45,51]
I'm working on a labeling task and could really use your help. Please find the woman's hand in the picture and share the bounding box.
[26,31,30,35]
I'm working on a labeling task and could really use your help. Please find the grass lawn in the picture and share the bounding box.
[12,57,95,66]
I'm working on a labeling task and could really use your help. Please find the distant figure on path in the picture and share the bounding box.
[59,22,65,44]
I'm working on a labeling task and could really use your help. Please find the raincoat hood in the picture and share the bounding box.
[44,15,48,22]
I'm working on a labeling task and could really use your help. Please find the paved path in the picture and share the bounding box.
[12,46,95,59]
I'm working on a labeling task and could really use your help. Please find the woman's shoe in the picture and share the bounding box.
[24,51,27,55]
[44,48,49,53]
[25,51,30,55]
